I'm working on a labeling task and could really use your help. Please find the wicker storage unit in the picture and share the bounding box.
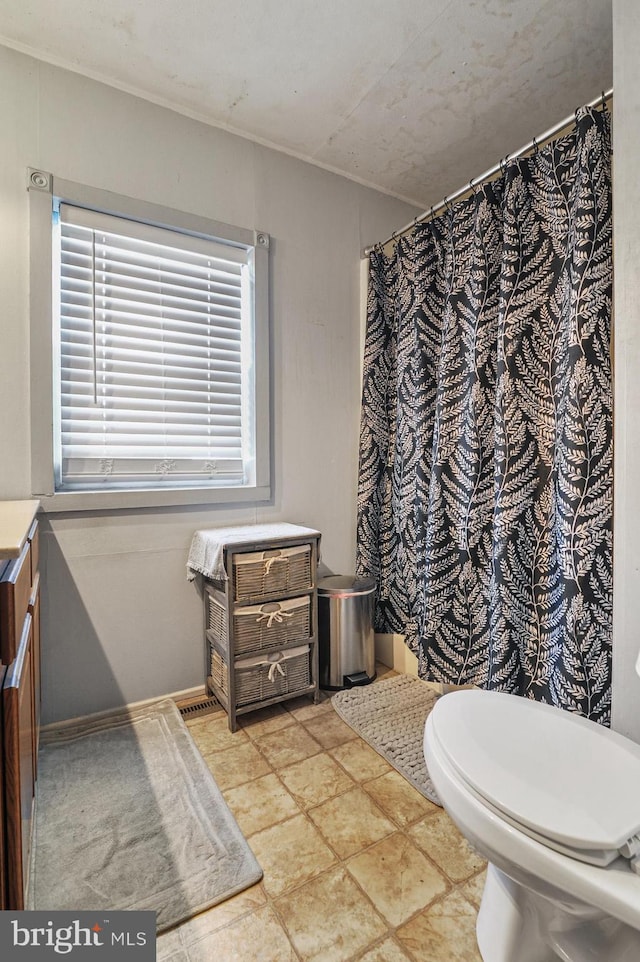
[195,524,321,731]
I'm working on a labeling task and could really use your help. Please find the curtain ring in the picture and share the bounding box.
[499,156,507,175]
[469,178,475,194]
[601,90,607,112]
[532,137,538,154]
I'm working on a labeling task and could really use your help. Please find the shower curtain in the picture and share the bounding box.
[356,105,613,724]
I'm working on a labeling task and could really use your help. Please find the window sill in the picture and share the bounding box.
[34,483,272,513]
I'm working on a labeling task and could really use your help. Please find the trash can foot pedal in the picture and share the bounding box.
[344,671,375,688]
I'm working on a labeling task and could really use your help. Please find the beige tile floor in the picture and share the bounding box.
[159,667,486,962]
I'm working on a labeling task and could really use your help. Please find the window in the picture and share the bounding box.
[29,174,271,510]
[56,204,255,491]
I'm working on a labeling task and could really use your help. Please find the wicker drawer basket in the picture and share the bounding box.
[211,645,311,707]
[207,592,311,656]
[232,545,312,602]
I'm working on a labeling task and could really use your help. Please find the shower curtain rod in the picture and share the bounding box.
[363,87,613,257]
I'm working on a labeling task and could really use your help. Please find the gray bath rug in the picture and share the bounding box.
[29,698,262,931]
[332,674,442,806]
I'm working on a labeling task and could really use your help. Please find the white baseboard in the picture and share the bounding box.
[41,684,207,734]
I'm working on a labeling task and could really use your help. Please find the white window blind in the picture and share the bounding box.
[54,203,256,491]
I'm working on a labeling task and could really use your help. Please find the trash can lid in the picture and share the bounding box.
[317,575,376,596]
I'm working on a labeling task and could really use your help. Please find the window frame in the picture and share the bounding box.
[29,173,272,512]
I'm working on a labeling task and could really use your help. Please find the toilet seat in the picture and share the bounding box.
[429,690,640,869]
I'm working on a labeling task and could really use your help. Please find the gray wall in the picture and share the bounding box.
[612,0,640,741]
[0,47,419,723]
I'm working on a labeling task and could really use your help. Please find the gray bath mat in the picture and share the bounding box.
[29,698,262,931]
[332,674,442,806]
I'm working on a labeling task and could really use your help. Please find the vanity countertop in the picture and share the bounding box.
[0,500,40,559]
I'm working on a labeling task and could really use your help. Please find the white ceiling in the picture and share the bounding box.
[0,0,612,208]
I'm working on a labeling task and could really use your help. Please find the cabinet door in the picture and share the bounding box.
[3,613,36,909]
[28,573,41,762]
[0,663,5,910]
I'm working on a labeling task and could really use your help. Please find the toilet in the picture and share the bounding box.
[424,689,640,962]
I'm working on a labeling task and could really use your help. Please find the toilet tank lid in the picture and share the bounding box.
[430,690,640,854]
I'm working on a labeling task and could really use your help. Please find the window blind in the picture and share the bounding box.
[55,203,255,491]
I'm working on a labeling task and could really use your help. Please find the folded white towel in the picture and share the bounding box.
[187,522,321,581]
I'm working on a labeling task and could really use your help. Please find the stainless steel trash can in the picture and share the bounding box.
[318,575,376,690]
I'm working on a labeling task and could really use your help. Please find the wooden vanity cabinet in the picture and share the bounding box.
[0,503,41,909]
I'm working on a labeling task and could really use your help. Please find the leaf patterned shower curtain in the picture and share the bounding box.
[356,105,613,724]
